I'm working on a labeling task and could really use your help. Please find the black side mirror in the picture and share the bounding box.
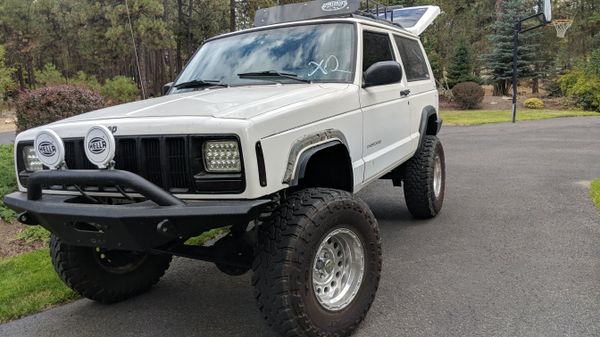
[162,82,173,96]
[363,61,403,88]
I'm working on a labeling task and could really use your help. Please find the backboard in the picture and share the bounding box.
[540,0,552,23]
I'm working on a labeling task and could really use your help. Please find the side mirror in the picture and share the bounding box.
[363,61,403,88]
[162,82,173,96]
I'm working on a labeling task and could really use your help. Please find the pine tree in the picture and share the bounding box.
[446,39,480,89]
[483,0,542,96]
[0,45,15,97]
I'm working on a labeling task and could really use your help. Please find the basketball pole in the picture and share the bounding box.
[511,11,548,123]
[512,23,520,124]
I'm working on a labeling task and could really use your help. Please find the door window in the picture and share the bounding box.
[362,31,394,72]
[394,36,430,82]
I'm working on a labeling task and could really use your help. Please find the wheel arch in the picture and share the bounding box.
[418,106,443,151]
[283,130,353,192]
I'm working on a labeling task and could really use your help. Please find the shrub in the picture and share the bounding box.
[72,71,101,92]
[0,144,17,222]
[16,85,105,132]
[452,82,485,109]
[524,98,544,109]
[101,76,139,105]
[559,69,600,112]
[34,64,66,87]
[543,79,563,97]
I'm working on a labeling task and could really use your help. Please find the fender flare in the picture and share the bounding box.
[417,106,443,152]
[282,129,350,186]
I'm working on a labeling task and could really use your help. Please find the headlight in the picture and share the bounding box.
[203,140,241,173]
[22,146,43,172]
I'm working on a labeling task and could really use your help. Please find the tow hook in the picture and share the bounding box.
[156,219,178,238]
[17,212,37,226]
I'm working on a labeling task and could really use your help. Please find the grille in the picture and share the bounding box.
[17,135,245,195]
[63,136,191,193]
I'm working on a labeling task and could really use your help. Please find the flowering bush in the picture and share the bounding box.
[16,85,105,132]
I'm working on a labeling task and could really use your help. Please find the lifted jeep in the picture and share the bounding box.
[5,1,444,336]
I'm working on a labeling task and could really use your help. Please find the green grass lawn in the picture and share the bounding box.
[591,180,600,211]
[440,109,599,126]
[0,144,17,222]
[0,249,78,323]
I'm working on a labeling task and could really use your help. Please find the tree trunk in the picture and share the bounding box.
[17,65,25,90]
[230,0,236,31]
[176,0,184,71]
[187,0,194,56]
[532,78,539,94]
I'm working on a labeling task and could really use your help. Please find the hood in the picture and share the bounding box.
[57,84,350,124]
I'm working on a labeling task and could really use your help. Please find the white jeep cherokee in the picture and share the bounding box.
[5,1,444,336]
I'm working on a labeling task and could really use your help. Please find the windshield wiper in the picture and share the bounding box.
[237,70,312,84]
[174,79,228,89]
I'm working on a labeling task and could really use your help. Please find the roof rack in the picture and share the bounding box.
[254,0,406,29]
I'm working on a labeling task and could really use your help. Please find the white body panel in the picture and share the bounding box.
[15,16,439,201]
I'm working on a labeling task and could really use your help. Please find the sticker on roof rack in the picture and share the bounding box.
[254,0,360,27]
[322,1,348,12]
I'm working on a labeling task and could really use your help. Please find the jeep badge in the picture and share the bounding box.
[34,129,65,170]
[84,125,116,169]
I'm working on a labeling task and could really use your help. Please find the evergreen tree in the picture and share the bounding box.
[446,39,480,89]
[0,45,15,97]
[483,0,542,96]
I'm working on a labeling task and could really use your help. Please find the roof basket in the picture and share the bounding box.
[254,0,404,28]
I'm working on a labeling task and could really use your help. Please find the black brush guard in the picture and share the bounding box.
[4,170,271,252]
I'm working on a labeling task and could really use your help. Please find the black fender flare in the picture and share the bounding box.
[282,130,350,186]
[417,106,443,152]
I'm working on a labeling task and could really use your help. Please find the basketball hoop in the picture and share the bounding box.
[552,19,573,38]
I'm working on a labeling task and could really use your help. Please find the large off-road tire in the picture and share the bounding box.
[403,135,446,219]
[253,188,382,337]
[50,234,172,304]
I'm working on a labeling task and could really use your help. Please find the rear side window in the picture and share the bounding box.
[362,31,394,72]
[394,36,430,81]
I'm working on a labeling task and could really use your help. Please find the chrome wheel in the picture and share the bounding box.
[312,228,365,311]
[433,154,442,198]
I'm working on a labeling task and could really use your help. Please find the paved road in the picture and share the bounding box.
[0,132,15,145]
[2,117,600,337]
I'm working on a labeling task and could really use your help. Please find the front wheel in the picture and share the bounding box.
[50,235,172,304]
[403,135,446,219]
[253,188,382,337]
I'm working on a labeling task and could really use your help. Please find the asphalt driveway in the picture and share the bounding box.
[0,132,15,145]
[1,117,600,337]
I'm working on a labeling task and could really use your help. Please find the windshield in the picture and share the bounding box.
[173,23,356,91]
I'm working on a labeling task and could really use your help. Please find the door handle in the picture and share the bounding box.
[400,89,411,97]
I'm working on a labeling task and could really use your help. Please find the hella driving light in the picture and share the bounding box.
[22,146,43,172]
[203,140,241,173]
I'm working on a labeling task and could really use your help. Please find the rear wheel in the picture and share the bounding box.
[50,234,172,304]
[403,135,446,219]
[253,188,382,337]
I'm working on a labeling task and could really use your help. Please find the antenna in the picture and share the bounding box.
[124,0,146,99]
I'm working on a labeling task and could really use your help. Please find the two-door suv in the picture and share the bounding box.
[5,1,444,336]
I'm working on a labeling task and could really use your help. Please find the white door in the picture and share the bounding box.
[392,34,438,138]
[360,28,413,181]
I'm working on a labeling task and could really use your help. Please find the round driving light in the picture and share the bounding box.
[84,125,116,169]
[34,129,65,170]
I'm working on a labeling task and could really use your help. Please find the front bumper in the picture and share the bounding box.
[4,170,271,251]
